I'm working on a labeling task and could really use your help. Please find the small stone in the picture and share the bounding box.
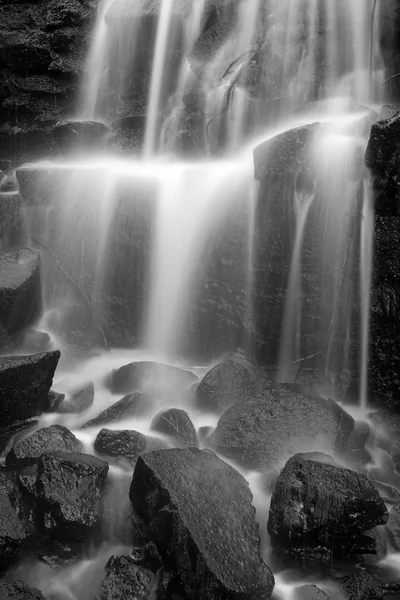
[98,554,153,600]
[94,429,166,466]
[150,408,197,447]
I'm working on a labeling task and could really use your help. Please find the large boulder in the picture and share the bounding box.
[36,451,108,539]
[98,554,153,600]
[5,424,82,467]
[0,351,60,427]
[0,581,46,600]
[94,429,166,466]
[0,248,42,336]
[267,455,389,565]
[110,361,197,395]
[150,408,197,447]
[340,567,384,600]
[209,383,355,470]
[81,392,148,429]
[130,448,275,599]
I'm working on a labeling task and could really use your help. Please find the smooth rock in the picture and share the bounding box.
[267,455,389,565]
[81,392,148,429]
[6,424,82,467]
[110,361,197,395]
[98,554,153,600]
[0,350,60,427]
[0,581,46,600]
[387,503,400,550]
[150,408,197,447]
[36,451,109,538]
[130,448,275,599]
[58,381,94,413]
[94,429,165,465]
[209,383,354,470]
[340,566,384,600]
[0,248,42,335]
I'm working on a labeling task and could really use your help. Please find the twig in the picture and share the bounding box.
[292,351,323,365]
[382,72,400,86]
[31,234,110,350]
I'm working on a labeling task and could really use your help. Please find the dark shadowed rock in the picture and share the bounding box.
[196,356,267,412]
[365,112,400,191]
[81,392,148,428]
[45,390,65,412]
[294,585,333,600]
[0,420,38,455]
[94,429,166,466]
[98,554,153,600]
[37,539,82,567]
[267,455,388,565]
[150,408,197,447]
[58,381,94,413]
[0,248,42,335]
[0,581,46,600]
[0,470,35,570]
[0,350,60,427]
[110,361,197,395]
[130,448,275,600]
[387,503,400,550]
[253,124,319,182]
[6,424,82,467]
[53,121,110,153]
[209,383,354,470]
[36,451,109,538]
[340,567,383,600]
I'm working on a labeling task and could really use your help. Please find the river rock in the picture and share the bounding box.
[81,392,148,428]
[267,455,389,565]
[0,581,46,600]
[110,361,197,395]
[130,448,275,599]
[6,424,82,467]
[387,503,400,550]
[340,566,384,600]
[0,350,60,427]
[36,451,109,538]
[0,248,42,335]
[58,381,94,413]
[294,586,333,600]
[98,554,153,600]
[0,470,35,570]
[209,383,354,470]
[150,408,197,447]
[94,429,166,465]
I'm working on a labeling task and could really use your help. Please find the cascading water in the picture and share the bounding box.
[5,0,400,599]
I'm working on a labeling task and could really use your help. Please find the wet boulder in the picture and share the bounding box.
[0,248,42,336]
[387,503,400,550]
[98,554,153,600]
[81,392,148,429]
[267,455,389,565]
[0,350,60,427]
[0,581,46,600]
[0,470,35,570]
[196,356,267,412]
[340,566,383,600]
[36,451,109,539]
[209,383,354,470]
[94,429,166,466]
[58,381,94,413]
[150,408,197,447]
[110,361,197,395]
[6,424,82,468]
[130,448,275,599]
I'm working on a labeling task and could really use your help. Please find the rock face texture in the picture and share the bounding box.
[130,448,275,600]
[0,581,46,600]
[0,351,60,427]
[94,428,166,465]
[267,456,388,565]
[5,424,82,467]
[209,383,354,470]
[0,248,42,338]
[98,554,153,600]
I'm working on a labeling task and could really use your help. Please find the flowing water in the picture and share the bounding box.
[8,0,398,598]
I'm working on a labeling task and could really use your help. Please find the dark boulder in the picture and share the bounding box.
[0,470,35,570]
[0,248,42,335]
[196,355,267,412]
[294,586,333,600]
[110,361,197,395]
[81,392,148,429]
[0,420,38,455]
[37,539,82,567]
[365,111,400,192]
[45,389,65,412]
[58,381,94,413]
[0,581,46,600]
[6,424,82,467]
[209,383,354,470]
[130,448,275,600]
[340,566,383,600]
[53,121,110,154]
[150,408,197,447]
[253,123,319,182]
[98,554,153,600]
[387,503,400,550]
[0,350,60,427]
[267,455,389,565]
[94,429,166,466]
[36,451,108,539]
